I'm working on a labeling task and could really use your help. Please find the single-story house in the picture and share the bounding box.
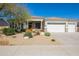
[1,16,79,32]
[25,16,79,32]
[23,16,79,32]
[45,17,79,32]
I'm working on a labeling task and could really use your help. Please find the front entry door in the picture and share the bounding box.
[28,22,33,29]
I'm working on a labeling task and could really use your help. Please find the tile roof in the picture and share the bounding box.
[47,17,79,21]
[31,16,44,19]
[47,17,65,21]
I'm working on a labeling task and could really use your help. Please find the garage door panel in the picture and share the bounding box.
[68,24,76,32]
[47,24,65,32]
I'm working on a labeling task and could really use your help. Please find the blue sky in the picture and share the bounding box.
[22,3,79,19]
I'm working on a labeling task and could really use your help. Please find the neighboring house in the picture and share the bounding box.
[0,18,9,30]
[45,17,79,32]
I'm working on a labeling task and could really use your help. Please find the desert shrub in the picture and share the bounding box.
[34,29,40,35]
[3,28,15,36]
[44,32,51,36]
[40,30,44,32]
[35,31,40,35]
[26,28,32,32]
[24,32,33,38]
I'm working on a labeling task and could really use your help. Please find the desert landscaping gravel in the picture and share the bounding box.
[0,33,79,56]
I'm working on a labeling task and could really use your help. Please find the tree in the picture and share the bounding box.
[0,3,31,32]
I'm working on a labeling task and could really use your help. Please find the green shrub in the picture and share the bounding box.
[24,32,33,38]
[44,32,51,36]
[3,28,15,36]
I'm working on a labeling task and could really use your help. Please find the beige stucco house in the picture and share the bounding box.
[23,16,79,32]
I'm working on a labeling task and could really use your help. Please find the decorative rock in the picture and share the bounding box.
[40,32,44,35]
[24,36,29,39]
[51,39,55,42]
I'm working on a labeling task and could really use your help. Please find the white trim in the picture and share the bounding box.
[28,19,44,21]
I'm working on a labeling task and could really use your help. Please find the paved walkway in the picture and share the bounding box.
[0,33,79,56]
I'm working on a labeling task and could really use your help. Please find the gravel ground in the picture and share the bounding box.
[0,33,61,45]
[0,32,79,56]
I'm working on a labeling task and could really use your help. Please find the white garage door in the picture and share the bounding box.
[68,23,76,32]
[47,24,65,32]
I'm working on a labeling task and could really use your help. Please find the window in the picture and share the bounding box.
[35,22,41,29]
[47,23,65,24]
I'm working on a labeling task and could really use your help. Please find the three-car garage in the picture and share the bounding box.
[45,21,76,32]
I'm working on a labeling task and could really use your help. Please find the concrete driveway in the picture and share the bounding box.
[52,32,79,46]
[0,33,79,56]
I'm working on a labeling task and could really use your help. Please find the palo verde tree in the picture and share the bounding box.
[0,3,31,32]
